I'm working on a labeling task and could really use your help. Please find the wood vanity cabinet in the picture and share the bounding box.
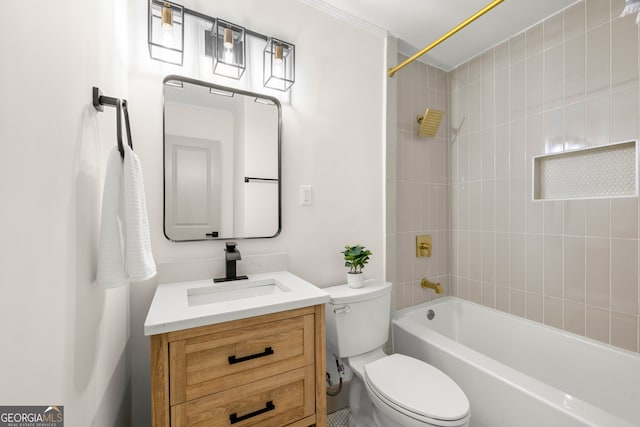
[150,305,327,427]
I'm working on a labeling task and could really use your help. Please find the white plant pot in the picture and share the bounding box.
[347,272,365,288]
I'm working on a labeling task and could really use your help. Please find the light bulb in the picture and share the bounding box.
[274,45,284,64]
[224,48,234,64]
[223,28,234,49]
[161,3,173,30]
[221,28,234,64]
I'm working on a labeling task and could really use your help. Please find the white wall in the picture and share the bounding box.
[128,0,386,283]
[128,0,387,425]
[0,1,131,426]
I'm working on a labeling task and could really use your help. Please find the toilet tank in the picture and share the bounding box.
[324,280,392,358]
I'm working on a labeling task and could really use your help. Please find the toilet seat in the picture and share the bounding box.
[364,354,470,425]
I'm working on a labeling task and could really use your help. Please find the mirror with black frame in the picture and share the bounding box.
[163,76,281,241]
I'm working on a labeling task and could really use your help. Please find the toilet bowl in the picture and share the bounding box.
[324,280,470,427]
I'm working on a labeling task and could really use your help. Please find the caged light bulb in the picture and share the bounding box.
[161,2,173,30]
[274,45,284,64]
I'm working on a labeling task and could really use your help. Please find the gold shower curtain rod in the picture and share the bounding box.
[388,0,504,77]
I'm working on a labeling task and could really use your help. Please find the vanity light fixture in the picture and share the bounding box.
[263,38,295,91]
[148,0,184,65]
[148,1,296,91]
[211,19,246,80]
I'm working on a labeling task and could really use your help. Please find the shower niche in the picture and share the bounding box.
[533,140,638,201]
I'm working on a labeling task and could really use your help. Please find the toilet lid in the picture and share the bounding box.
[364,354,469,422]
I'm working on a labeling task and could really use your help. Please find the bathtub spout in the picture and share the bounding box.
[421,278,443,294]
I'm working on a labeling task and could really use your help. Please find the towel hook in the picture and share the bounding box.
[93,86,133,159]
[122,100,133,153]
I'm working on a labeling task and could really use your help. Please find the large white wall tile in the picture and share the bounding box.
[565,35,586,105]
[611,89,639,141]
[509,32,526,65]
[586,93,611,145]
[526,53,544,114]
[586,23,611,96]
[526,234,544,294]
[585,237,611,308]
[544,235,564,298]
[611,13,639,90]
[544,44,565,109]
[611,238,638,315]
[586,0,611,30]
[526,23,544,57]
[564,236,586,303]
[544,12,565,48]
[564,2,586,40]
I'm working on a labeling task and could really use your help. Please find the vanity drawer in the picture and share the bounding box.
[171,365,315,427]
[169,314,315,405]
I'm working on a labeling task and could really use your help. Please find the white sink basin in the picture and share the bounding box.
[144,271,330,335]
[187,279,289,306]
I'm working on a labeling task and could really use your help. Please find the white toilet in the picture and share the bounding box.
[325,280,470,427]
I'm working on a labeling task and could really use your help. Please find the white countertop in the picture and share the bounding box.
[144,271,330,335]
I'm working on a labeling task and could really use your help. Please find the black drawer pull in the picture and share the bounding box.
[229,401,275,424]
[228,347,274,365]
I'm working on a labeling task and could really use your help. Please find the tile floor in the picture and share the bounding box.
[327,407,349,427]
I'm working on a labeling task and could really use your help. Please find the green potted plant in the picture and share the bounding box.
[342,244,372,288]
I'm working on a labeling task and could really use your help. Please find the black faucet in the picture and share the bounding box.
[214,242,248,282]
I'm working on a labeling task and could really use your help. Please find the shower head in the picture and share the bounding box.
[621,0,640,24]
[417,109,444,137]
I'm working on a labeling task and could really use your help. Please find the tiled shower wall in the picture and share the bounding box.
[449,0,640,352]
[392,55,450,309]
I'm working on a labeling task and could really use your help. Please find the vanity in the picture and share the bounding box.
[145,271,329,427]
[149,76,327,425]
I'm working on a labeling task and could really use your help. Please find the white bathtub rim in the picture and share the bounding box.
[392,298,638,427]
[395,296,640,359]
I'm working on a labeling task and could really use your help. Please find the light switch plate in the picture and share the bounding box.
[300,185,312,206]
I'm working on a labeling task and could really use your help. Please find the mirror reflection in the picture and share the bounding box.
[163,76,281,241]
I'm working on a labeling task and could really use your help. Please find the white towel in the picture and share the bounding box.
[97,146,156,288]
[122,145,157,281]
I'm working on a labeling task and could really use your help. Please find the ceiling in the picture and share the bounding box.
[304,0,578,70]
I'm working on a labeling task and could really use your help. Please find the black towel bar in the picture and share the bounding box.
[244,177,279,183]
[92,86,134,159]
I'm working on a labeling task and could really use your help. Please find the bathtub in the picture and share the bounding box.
[392,297,640,427]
